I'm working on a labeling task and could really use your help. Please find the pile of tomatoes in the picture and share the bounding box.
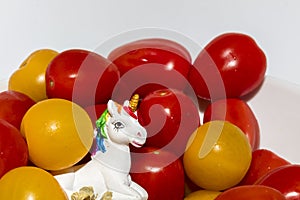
[0,32,299,200]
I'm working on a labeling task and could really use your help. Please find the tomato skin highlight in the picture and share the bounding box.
[0,119,28,178]
[189,32,267,100]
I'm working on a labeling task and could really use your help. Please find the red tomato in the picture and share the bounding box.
[130,147,185,200]
[84,104,107,128]
[0,90,35,130]
[189,32,267,100]
[108,38,192,63]
[107,38,192,98]
[203,98,260,150]
[0,119,28,178]
[46,49,120,107]
[215,185,285,200]
[240,149,290,185]
[255,164,300,200]
[137,89,200,157]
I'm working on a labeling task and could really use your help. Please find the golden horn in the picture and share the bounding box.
[129,94,139,112]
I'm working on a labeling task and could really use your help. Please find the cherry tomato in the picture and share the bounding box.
[0,119,28,178]
[0,90,35,130]
[215,185,285,200]
[21,98,94,170]
[189,32,267,100]
[203,98,260,150]
[107,38,192,98]
[137,89,200,157]
[108,38,192,63]
[184,189,221,200]
[255,164,300,199]
[183,121,252,191]
[46,49,120,107]
[0,166,68,200]
[130,147,185,200]
[8,49,59,102]
[240,149,290,185]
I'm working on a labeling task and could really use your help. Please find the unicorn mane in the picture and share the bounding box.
[92,109,109,154]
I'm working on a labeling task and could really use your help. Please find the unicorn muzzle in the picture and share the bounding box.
[131,140,144,148]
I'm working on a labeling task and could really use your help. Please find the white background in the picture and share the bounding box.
[1,0,300,86]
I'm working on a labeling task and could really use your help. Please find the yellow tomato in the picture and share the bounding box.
[21,98,94,171]
[0,166,68,200]
[8,49,58,102]
[185,190,222,200]
[183,120,252,191]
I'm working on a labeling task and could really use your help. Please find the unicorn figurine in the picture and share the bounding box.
[54,94,148,200]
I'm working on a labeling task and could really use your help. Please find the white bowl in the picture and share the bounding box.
[248,76,300,163]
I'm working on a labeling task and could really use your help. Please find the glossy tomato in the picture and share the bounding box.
[0,166,68,200]
[203,98,260,150]
[108,38,191,63]
[0,119,28,178]
[21,98,94,170]
[183,121,252,191]
[189,32,267,100]
[240,149,290,185]
[255,164,300,199]
[107,38,192,98]
[8,49,59,102]
[137,89,200,157]
[215,185,285,200]
[46,49,120,107]
[0,90,35,130]
[130,147,185,200]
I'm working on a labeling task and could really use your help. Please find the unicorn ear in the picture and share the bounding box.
[121,100,130,116]
[107,100,117,117]
[122,100,130,108]
[107,100,122,117]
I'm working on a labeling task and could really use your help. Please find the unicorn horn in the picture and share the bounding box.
[129,94,139,112]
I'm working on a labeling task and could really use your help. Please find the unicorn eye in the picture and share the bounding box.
[113,121,125,131]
